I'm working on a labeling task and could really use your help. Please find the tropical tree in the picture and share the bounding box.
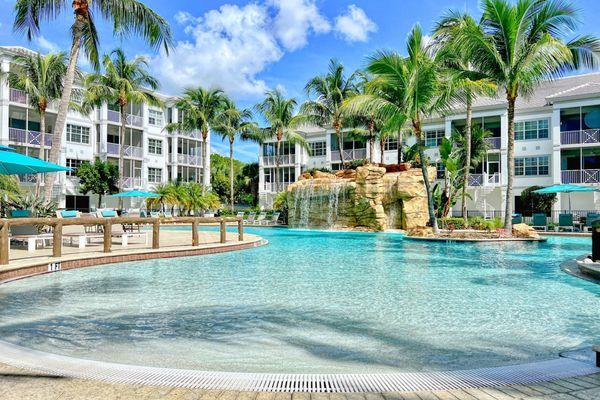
[449,0,600,230]
[14,0,173,202]
[166,87,227,193]
[148,182,179,213]
[300,59,360,166]
[75,159,119,207]
[8,52,69,194]
[83,49,162,200]
[213,100,259,211]
[254,89,308,192]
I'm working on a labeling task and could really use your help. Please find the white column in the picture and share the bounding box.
[325,131,332,167]
[203,131,211,187]
[551,107,562,185]
[444,118,452,138]
[500,111,509,186]
[0,60,10,144]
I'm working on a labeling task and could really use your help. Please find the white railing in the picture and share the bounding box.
[331,149,367,161]
[562,169,600,184]
[9,128,53,147]
[123,177,145,189]
[468,172,501,187]
[126,114,144,127]
[262,182,290,193]
[17,174,38,184]
[177,154,202,165]
[107,109,120,123]
[124,145,143,158]
[469,174,484,187]
[178,130,203,140]
[9,88,27,104]
[487,172,501,185]
[561,129,600,145]
[106,143,120,156]
[484,137,501,149]
[261,154,296,166]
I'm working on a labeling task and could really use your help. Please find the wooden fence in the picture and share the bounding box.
[0,216,244,265]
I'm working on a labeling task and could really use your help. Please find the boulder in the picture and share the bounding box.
[407,227,434,237]
[512,223,540,239]
[335,169,356,180]
[298,172,312,181]
[313,170,337,180]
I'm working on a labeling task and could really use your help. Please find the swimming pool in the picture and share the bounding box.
[0,228,597,374]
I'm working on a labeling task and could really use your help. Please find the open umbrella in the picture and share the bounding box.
[533,184,599,212]
[0,145,71,175]
[111,190,159,198]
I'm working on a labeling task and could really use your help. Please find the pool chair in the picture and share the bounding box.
[557,213,574,232]
[253,212,267,225]
[532,213,548,231]
[262,212,281,226]
[512,213,523,225]
[236,211,245,219]
[8,209,53,252]
[58,210,104,249]
[585,213,600,232]
[150,211,161,218]
[163,210,173,218]
[96,210,148,246]
[244,212,256,225]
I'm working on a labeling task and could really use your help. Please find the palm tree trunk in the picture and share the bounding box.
[229,140,235,212]
[369,138,374,163]
[119,106,127,210]
[275,135,282,193]
[461,97,473,225]
[414,120,438,234]
[202,129,208,195]
[379,138,385,165]
[336,125,345,167]
[504,97,516,233]
[35,109,46,196]
[44,33,82,202]
[397,131,403,163]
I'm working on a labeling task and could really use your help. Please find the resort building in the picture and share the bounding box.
[258,72,600,217]
[0,46,210,211]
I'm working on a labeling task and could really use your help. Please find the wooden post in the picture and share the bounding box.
[0,221,9,265]
[53,222,62,258]
[192,219,199,246]
[152,219,160,249]
[238,218,244,242]
[103,221,112,253]
[220,219,227,243]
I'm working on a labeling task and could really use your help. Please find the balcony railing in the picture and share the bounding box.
[107,109,120,123]
[469,174,484,187]
[17,174,38,184]
[178,130,202,140]
[263,182,290,193]
[484,137,501,150]
[177,154,202,165]
[106,110,144,127]
[124,145,143,158]
[261,154,296,166]
[106,143,120,156]
[560,129,600,145]
[123,177,145,189]
[331,149,367,162]
[9,128,53,147]
[562,169,600,184]
[9,88,27,104]
[468,172,501,187]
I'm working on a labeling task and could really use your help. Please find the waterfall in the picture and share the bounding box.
[290,180,346,229]
[326,181,343,227]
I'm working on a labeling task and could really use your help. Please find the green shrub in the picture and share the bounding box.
[440,217,465,230]
[440,216,503,231]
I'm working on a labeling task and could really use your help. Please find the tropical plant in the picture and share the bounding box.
[147,182,179,213]
[166,87,228,193]
[520,186,557,216]
[238,163,259,206]
[8,52,70,194]
[212,100,259,211]
[300,59,360,166]
[0,176,24,217]
[254,89,308,192]
[437,137,463,218]
[145,181,220,215]
[83,49,162,199]
[8,195,57,218]
[14,0,173,202]
[273,191,291,224]
[448,0,600,230]
[75,159,119,207]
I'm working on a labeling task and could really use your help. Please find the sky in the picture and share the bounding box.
[1,0,600,162]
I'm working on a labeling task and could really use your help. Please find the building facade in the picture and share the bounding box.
[258,73,600,217]
[0,46,210,211]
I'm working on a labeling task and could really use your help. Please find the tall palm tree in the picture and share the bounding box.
[300,59,359,167]
[14,0,173,201]
[8,52,69,195]
[433,11,497,225]
[344,25,456,234]
[451,0,600,231]
[166,87,227,194]
[254,89,308,192]
[84,49,162,200]
[213,100,259,211]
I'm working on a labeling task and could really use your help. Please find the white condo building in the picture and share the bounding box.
[258,72,600,218]
[0,46,210,211]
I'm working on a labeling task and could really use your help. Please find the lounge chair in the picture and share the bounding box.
[244,212,256,225]
[262,212,281,226]
[96,210,148,246]
[585,213,600,232]
[150,211,161,218]
[236,211,245,219]
[8,209,53,252]
[58,210,103,248]
[532,213,548,231]
[253,212,267,225]
[557,213,574,232]
[163,210,173,218]
[512,213,523,225]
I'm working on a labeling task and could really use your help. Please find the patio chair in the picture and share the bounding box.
[263,212,281,226]
[585,212,600,232]
[58,210,103,248]
[8,209,53,252]
[163,210,173,218]
[512,213,523,225]
[532,213,548,231]
[253,212,267,225]
[96,210,148,246]
[236,211,245,219]
[150,211,161,218]
[244,212,256,225]
[557,213,574,232]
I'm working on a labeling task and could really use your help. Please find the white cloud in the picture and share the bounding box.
[334,5,377,43]
[271,0,330,51]
[174,11,198,25]
[35,36,60,53]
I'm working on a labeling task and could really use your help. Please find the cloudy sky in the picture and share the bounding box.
[1,0,600,161]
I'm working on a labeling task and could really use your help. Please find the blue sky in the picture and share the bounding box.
[1,0,600,162]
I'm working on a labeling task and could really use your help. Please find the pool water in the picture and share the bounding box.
[0,228,598,374]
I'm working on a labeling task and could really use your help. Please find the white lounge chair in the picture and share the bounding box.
[253,212,267,225]
[58,210,103,249]
[96,210,148,247]
[236,211,245,219]
[244,212,256,225]
[263,212,281,226]
[8,209,53,252]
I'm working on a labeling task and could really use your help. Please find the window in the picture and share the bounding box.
[425,130,444,147]
[148,109,163,126]
[148,138,163,155]
[66,159,85,176]
[515,119,549,140]
[148,167,162,183]
[384,137,398,151]
[436,163,445,179]
[515,156,549,176]
[309,141,326,157]
[66,124,90,144]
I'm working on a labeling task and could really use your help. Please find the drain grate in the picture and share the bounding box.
[0,340,597,393]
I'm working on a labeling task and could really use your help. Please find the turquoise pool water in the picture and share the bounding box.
[0,228,598,374]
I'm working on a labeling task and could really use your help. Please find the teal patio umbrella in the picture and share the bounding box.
[533,184,599,212]
[0,145,71,175]
[111,190,159,198]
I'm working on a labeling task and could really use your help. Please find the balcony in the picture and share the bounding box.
[468,172,501,187]
[262,182,290,193]
[560,129,600,145]
[124,145,143,158]
[484,137,501,150]
[9,128,53,147]
[123,177,145,189]
[562,169,600,184]
[331,149,367,162]
[261,154,296,166]
[9,88,27,104]
[178,130,202,140]
[17,174,38,184]
[106,110,144,127]
[177,154,202,166]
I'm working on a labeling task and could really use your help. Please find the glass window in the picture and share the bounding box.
[583,147,600,170]
[425,130,444,147]
[148,138,163,155]
[582,105,600,130]
[148,167,162,183]
[561,107,581,132]
[148,109,164,126]
[515,119,549,140]
[66,124,90,144]
[309,141,326,157]
[384,137,398,151]
[66,159,85,176]
[515,156,549,176]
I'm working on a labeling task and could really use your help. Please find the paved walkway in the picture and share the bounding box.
[1,363,599,400]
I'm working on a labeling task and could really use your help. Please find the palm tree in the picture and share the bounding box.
[14,0,173,201]
[8,52,69,195]
[254,89,308,192]
[213,100,259,211]
[148,182,178,213]
[344,25,455,233]
[84,49,162,201]
[451,0,600,231]
[433,11,497,225]
[300,59,359,167]
[166,87,227,193]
